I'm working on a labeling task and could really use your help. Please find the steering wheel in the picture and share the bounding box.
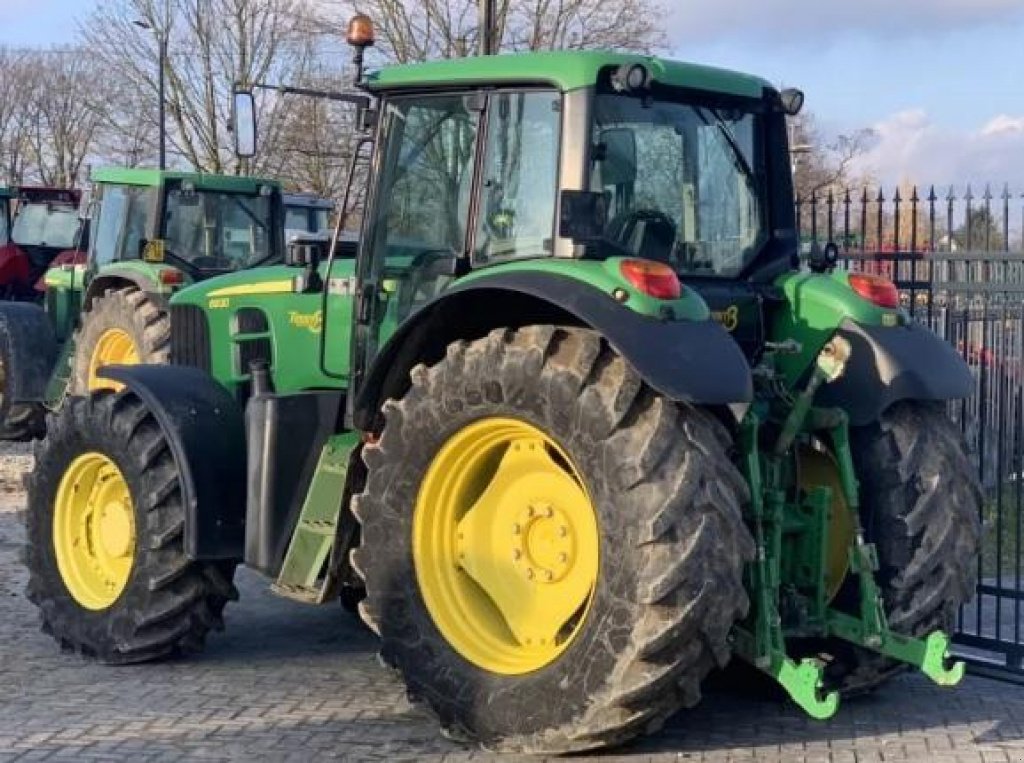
[605,209,677,264]
[398,249,457,314]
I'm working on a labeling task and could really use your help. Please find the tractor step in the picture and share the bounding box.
[272,432,360,604]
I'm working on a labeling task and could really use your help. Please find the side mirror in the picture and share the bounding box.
[595,128,637,186]
[232,88,257,158]
[559,190,608,244]
[779,88,805,116]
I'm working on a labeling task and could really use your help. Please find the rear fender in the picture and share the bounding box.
[817,319,974,426]
[0,302,58,406]
[99,365,247,561]
[353,271,753,430]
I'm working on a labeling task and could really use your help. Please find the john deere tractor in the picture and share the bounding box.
[0,167,284,439]
[25,18,979,754]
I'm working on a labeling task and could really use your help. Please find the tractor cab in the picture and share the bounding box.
[86,168,284,288]
[283,193,332,240]
[0,187,85,301]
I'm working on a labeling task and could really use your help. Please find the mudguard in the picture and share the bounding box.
[100,365,247,561]
[816,319,974,427]
[353,271,753,430]
[0,302,58,406]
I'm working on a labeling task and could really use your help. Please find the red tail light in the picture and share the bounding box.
[159,268,184,286]
[619,259,682,300]
[849,272,899,309]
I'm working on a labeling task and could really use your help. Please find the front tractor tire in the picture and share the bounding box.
[25,392,237,663]
[352,326,755,753]
[70,286,171,394]
[828,401,981,694]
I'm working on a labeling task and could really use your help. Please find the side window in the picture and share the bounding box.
[91,186,127,266]
[377,95,479,254]
[474,91,561,262]
[365,94,481,337]
[122,188,150,261]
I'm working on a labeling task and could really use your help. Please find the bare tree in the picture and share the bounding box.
[0,48,39,185]
[789,111,874,201]
[26,50,108,187]
[81,0,311,174]
[321,0,666,63]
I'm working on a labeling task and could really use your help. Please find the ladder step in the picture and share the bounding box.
[298,519,337,534]
[271,582,322,604]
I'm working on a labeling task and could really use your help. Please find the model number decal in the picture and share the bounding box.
[208,297,230,309]
[289,310,323,333]
[710,305,739,332]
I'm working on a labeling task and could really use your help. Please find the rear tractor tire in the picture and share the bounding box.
[352,326,755,753]
[25,391,238,663]
[70,286,170,394]
[826,401,981,694]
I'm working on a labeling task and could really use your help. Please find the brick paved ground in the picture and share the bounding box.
[2,504,1024,762]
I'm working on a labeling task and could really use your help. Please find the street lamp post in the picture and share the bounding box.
[133,19,167,170]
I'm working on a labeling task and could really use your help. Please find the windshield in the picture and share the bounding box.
[163,188,275,271]
[591,93,768,277]
[285,206,331,235]
[11,202,80,249]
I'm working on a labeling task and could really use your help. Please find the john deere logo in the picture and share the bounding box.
[711,305,740,332]
[288,310,322,333]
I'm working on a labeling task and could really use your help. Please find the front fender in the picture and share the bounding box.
[99,364,247,561]
[816,319,973,426]
[354,271,752,429]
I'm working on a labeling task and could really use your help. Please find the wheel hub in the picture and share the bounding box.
[88,328,140,392]
[511,502,574,584]
[415,418,599,674]
[52,452,136,610]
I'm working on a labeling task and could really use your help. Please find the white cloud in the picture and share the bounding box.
[849,109,1024,187]
[666,0,1024,44]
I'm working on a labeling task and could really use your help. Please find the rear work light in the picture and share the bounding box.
[619,259,682,300]
[848,272,899,309]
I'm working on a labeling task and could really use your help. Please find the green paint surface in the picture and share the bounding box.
[772,269,905,383]
[171,260,355,396]
[457,257,710,321]
[368,51,770,97]
[91,166,280,194]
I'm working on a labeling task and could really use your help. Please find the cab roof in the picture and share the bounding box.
[90,167,281,194]
[366,50,773,99]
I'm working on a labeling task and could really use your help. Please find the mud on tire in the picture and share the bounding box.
[352,325,755,753]
[70,286,170,394]
[25,392,237,663]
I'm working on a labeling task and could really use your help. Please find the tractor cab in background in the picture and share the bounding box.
[0,187,86,301]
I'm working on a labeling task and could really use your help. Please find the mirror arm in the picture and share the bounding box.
[248,81,371,109]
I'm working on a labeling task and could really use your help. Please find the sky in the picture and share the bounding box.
[2,0,1024,188]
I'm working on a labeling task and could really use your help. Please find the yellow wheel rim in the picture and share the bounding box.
[413,417,599,675]
[87,328,140,392]
[53,452,136,610]
[800,446,855,602]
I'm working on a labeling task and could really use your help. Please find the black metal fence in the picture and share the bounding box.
[797,184,1024,681]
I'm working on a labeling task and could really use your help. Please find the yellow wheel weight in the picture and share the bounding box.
[87,328,140,392]
[799,446,855,602]
[52,452,136,610]
[413,417,599,675]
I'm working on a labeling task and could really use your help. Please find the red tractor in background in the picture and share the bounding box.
[0,187,87,301]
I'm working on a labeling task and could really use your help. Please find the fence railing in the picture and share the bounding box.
[803,184,1024,680]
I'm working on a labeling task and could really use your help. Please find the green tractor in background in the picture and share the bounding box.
[24,17,980,754]
[0,167,285,439]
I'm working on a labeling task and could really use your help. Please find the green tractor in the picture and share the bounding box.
[0,167,284,439]
[25,20,980,754]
